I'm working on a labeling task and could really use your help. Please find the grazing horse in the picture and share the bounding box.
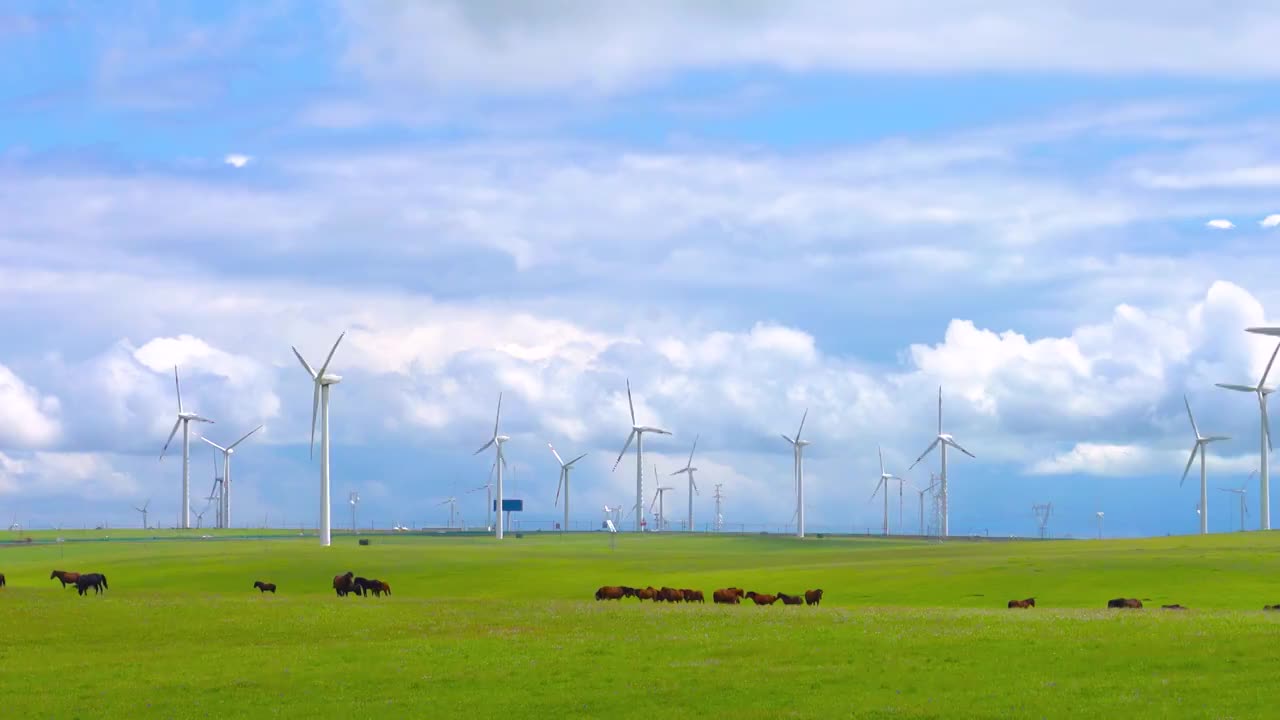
[333,572,355,597]
[1265,605,1280,611]
[682,589,704,603]
[636,586,658,601]
[351,577,377,597]
[1161,604,1187,610]
[1107,598,1143,609]
[0,572,6,588]
[804,589,824,606]
[658,587,685,603]
[777,592,804,605]
[367,580,391,597]
[76,573,107,596]
[713,588,745,604]
[51,570,80,589]
[253,581,277,593]
[746,592,778,606]
[596,586,629,601]
[1007,597,1036,609]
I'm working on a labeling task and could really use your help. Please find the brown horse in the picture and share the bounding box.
[368,580,391,597]
[253,581,276,593]
[635,586,658,601]
[777,592,804,605]
[1107,598,1143,609]
[804,589,823,606]
[333,571,355,597]
[596,586,629,600]
[1161,604,1187,610]
[75,573,107,596]
[1007,597,1035,608]
[51,570,80,588]
[682,589,704,603]
[658,587,685,603]
[712,588,740,604]
[746,592,778,606]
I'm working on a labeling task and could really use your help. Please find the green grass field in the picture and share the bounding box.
[3,531,1279,718]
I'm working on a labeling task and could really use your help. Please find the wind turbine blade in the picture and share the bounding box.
[908,438,941,469]
[1204,435,1231,442]
[796,409,808,441]
[670,467,684,476]
[1261,341,1280,387]
[493,393,502,437]
[1180,444,1199,487]
[1217,383,1256,392]
[869,480,882,502]
[565,453,587,467]
[554,470,564,507]
[160,418,182,459]
[173,366,183,412]
[1263,395,1274,451]
[878,445,885,477]
[1184,395,1200,438]
[937,386,943,435]
[191,415,215,424]
[946,438,976,458]
[474,438,495,455]
[688,434,698,467]
[547,442,565,467]
[200,437,227,453]
[612,431,636,471]
[317,331,346,378]
[229,424,263,449]
[781,434,794,445]
[309,382,320,459]
[291,347,316,379]
[626,379,636,426]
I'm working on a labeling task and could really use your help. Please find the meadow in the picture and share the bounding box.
[2,530,1279,718]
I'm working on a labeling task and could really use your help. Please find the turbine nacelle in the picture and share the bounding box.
[319,373,343,385]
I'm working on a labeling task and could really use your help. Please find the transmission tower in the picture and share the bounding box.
[1033,502,1052,539]
[713,483,725,532]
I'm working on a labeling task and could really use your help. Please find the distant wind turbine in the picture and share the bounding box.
[869,446,900,536]
[908,387,974,538]
[1180,395,1230,535]
[201,424,263,531]
[160,366,214,530]
[291,331,345,547]
[549,442,587,533]
[649,478,675,532]
[1231,331,1280,529]
[781,409,810,538]
[133,499,150,529]
[1219,474,1251,532]
[671,435,700,532]
[473,393,509,539]
[612,379,671,532]
[438,496,458,529]
[468,481,494,531]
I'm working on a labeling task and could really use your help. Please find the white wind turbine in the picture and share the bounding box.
[160,366,215,530]
[438,497,458,529]
[549,442,587,533]
[670,435,700,532]
[780,409,810,538]
[908,387,975,538]
[1229,331,1280,529]
[611,379,671,532]
[468,481,494,531]
[1179,395,1230,535]
[1219,475,1250,532]
[291,331,346,547]
[473,393,509,539]
[200,424,263,531]
[913,478,939,536]
[133,499,150,529]
[649,480,675,532]
[1095,511,1105,539]
[868,445,900,536]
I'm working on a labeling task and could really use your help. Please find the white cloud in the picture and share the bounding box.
[1206,219,1235,229]
[339,1,1280,95]
[0,451,139,498]
[1138,167,1280,191]
[1262,214,1280,228]
[0,364,61,448]
[1030,442,1257,477]
[224,154,251,168]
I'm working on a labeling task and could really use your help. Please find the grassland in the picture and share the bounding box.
[2,531,1279,718]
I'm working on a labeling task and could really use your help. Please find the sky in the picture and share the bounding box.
[4,1,1280,538]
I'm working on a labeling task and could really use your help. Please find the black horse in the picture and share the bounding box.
[253,581,277,593]
[0,572,6,587]
[76,573,108,596]
[351,577,376,597]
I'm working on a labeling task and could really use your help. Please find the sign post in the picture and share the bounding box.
[493,499,523,534]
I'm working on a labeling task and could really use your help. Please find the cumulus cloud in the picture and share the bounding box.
[1030,442,1256,477]
[1262,214,1280,228]
[224,154,251,168]
[1206,219,1235,230]
[0,451,139,498]
[0,364,61,448]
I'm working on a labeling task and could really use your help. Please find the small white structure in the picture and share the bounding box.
[548,442,587,533]
[201,424,263,531]
[670,435,700,532]
[868,445,901,536]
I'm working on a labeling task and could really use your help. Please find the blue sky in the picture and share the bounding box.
[4,1,1280,538]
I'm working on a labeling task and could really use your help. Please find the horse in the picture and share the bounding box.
[746,592,778,606]
[376,580,390,596]
[658,587,684,603]
[0,573,6,588]
[713,588,743,604]
[367,580,390,597]
[1007,597,1036,608]
[351,577,376,597]
[596,586,628,601]
[51,570,80,588]
[682,589,704,603]
[636,586,658,601]
[333,572,355,597]
[1265,604,1280,611]
[1107,598,1142,609]
[777,592,804,605]
[253,581,277,593]
[1161,604,1187,610]
[76,573,107,596]
[804,589,823,606]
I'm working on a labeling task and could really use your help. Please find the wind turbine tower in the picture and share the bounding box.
[671,435,700,531]
[611,379,671,533]
[1218,335,1280,530]
[133,499,150,529]
[438,496,458,529]
[649,481,675,532]
[869,445,900,536]
[468,481,494,531]
[1219,478,1250,532]
[1095,511,1105,539]
[348,491,359,532]
[780,409,811,538]
[473,393,510,539]
[908,387,975,538]
[549,442,587,533]
[160,366,214,529]
[291,331,346,547]
[200,424,263,531]
[1180,395,1230,535]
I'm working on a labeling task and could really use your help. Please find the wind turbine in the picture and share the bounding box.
[468,481,494,531]
[1095,511,1104,539]
[1219,475,1250,532]
[292,332,346,547]
[649,481,675,532]
[473,393,509,539]
[868,446,900,536]
[908,387,974,538]
[133,499,150,529]
[671,435,700,532]
[1225,333,1280,529]
[348,491,360,532]
[913,479,938,536]
[160,366,214,530]
[200,424,263,531]
[780,409,811,538]
[549,442,587,533]
[1179,395,1230,535]
[192,503,209,529]
[438,497,458,529]
[611,379,671,533]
